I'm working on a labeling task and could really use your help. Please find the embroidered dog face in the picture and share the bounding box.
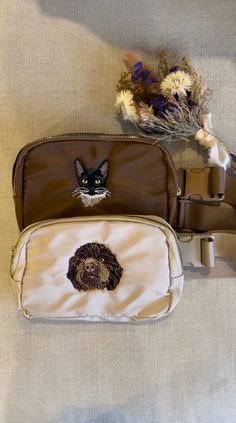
[67,243,123,291]
[72,159,111,207]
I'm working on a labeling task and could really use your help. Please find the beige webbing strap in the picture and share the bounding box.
[176,167,236,232]
[178,201,236,231]
[178,231,236,268]
[225,169,236,208]
[175,165,236,272]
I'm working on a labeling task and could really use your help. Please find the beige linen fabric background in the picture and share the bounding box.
[0,1,236,422]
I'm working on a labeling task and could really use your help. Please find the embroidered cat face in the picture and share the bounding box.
[72,159,111,207]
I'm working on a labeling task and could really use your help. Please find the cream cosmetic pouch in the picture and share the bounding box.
[11,215,184,322]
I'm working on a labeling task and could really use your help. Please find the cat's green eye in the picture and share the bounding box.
[95,179,101,184]
[81,178,88,184]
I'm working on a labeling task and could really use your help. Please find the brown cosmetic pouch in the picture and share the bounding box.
[12,133,178,230]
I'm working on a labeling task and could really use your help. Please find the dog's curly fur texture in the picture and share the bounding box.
[67,242,123,291]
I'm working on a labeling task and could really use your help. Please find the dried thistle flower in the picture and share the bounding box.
[115,90,139,123]
[160,71,193,99]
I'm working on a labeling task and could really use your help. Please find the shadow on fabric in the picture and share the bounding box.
[35,0,235,58]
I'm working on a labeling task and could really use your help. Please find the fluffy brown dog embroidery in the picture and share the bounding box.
[67,243,123,291]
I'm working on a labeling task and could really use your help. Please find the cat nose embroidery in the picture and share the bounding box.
[72,158,112,207]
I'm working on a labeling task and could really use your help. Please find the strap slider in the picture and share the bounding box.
[178,233,215,267]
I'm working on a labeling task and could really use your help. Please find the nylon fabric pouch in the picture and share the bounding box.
[11,215,184,322]
[12,133,177,230]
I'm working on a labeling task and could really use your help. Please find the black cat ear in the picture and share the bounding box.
[99,160,109,178]
[75,159,85,177]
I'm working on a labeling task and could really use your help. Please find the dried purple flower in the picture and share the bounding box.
[150,95,169,116]
[169,66,180,73]
[142,69,149,78]
[131,62,143,82]
[142,69,157,85]
[132,62,157,85]
[150,95,179,117]
[131,71,141,82]
[134,61,143,71]
[144,76,157,85]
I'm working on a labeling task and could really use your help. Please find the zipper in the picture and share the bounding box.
[12,132,154,196]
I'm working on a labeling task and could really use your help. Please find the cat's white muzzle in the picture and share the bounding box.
[72,188,111,207]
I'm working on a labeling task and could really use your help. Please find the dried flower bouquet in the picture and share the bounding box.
[116,51,233,169]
